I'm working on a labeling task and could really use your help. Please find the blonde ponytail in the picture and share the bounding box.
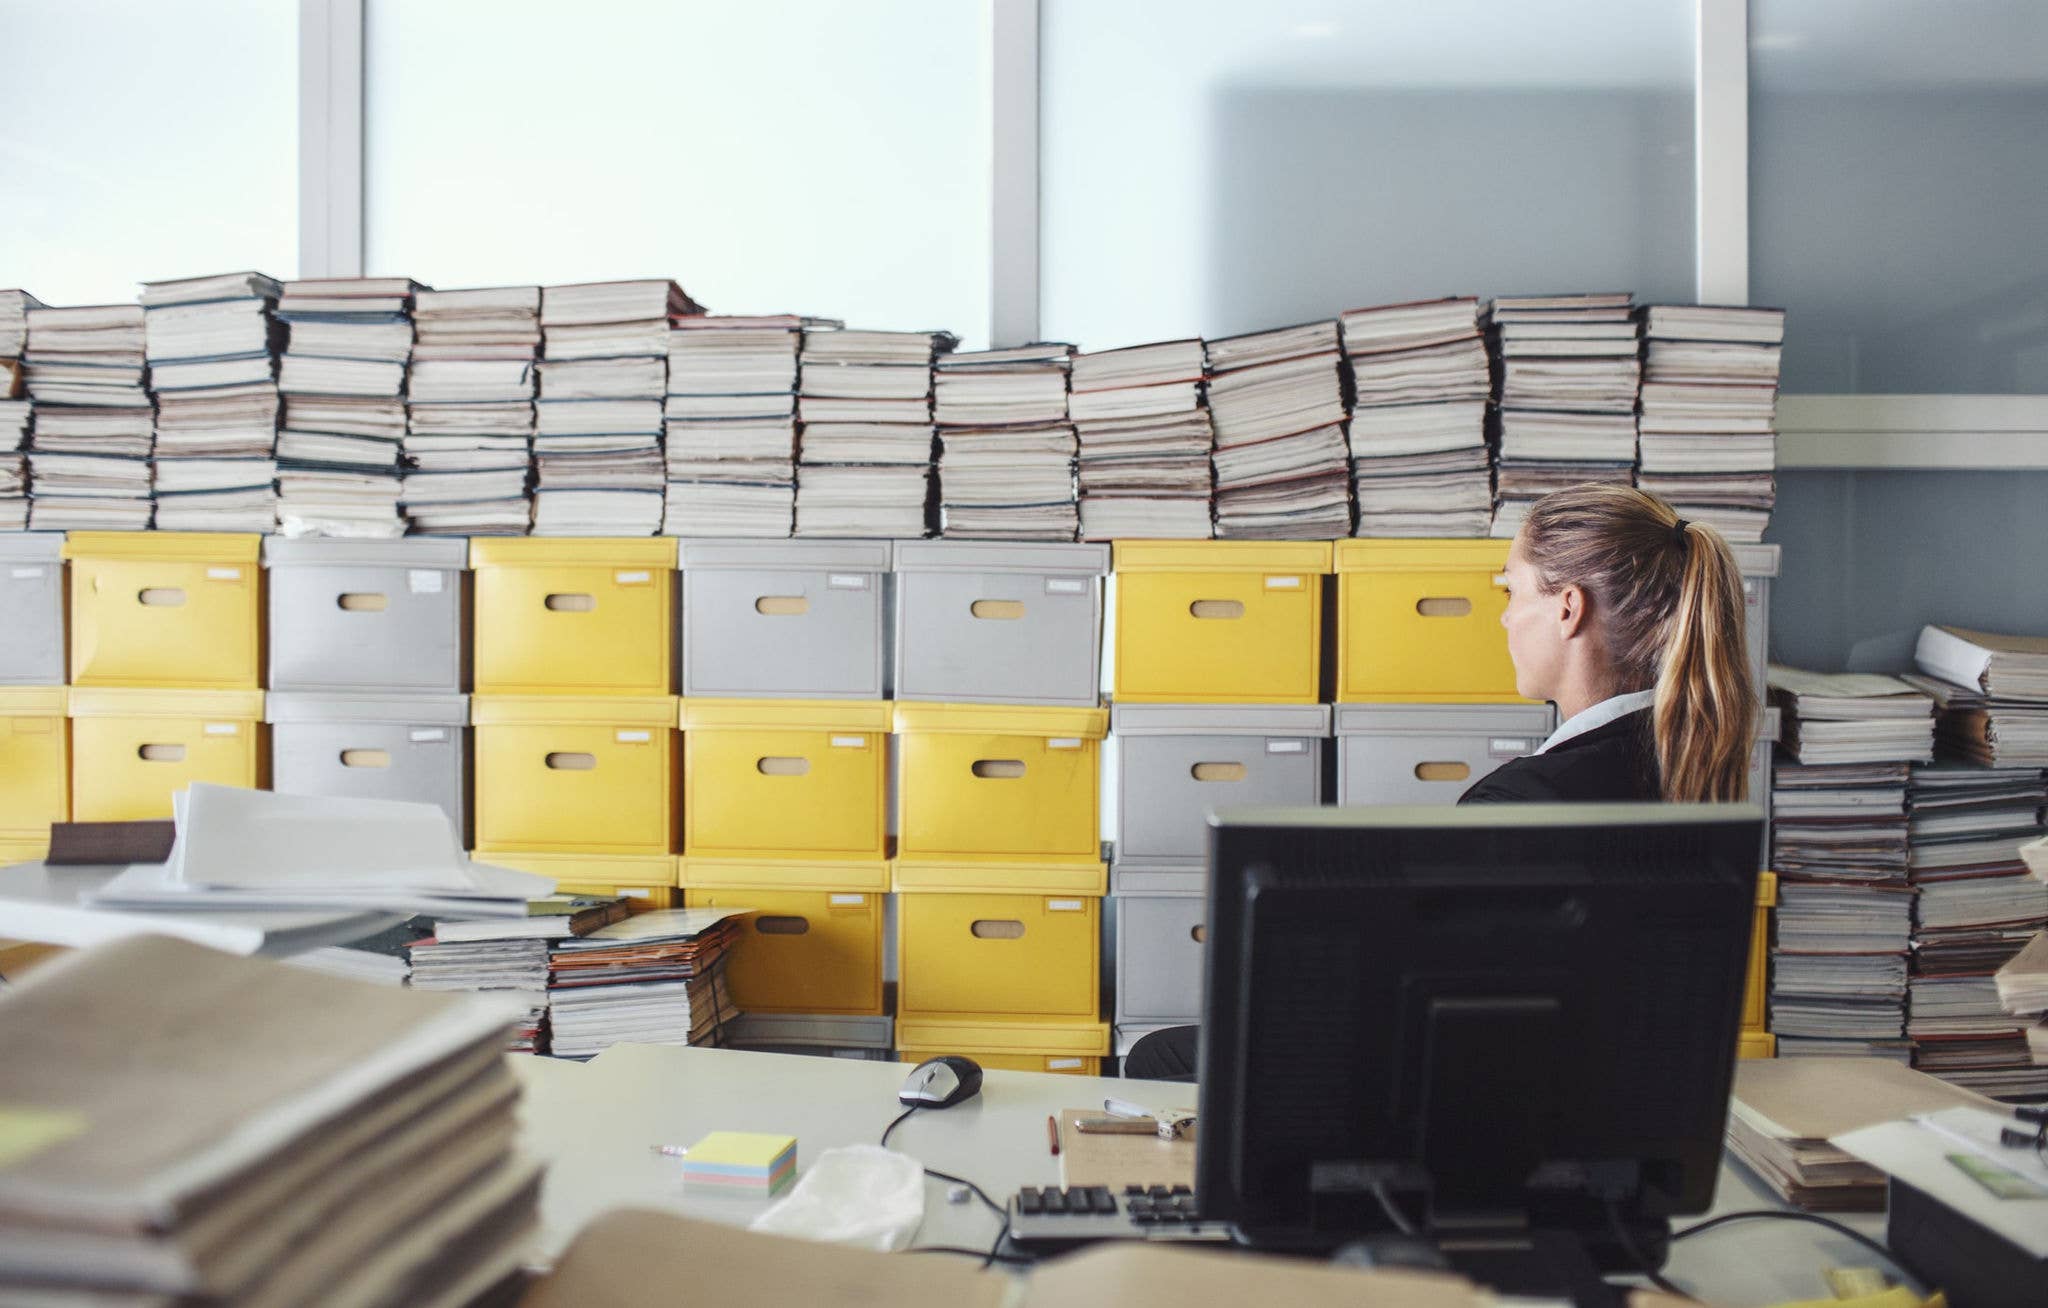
[1519,485,1758,802]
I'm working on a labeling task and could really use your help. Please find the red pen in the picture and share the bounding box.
[1046,1114,1060,1156]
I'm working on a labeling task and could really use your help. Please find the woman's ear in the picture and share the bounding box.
[1556,582,1590,640]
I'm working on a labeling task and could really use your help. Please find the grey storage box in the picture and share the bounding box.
[265,538,467,693]
[1734,543,1779,698]
[893,541,1108,707]
[0,535,65,685]
[1335,702,1555,806]
[1111,703,1328,867]
[266,692,470,835]
[726,1013,894,1061]
[1113,889,1205,1030]
[679,540,891,699]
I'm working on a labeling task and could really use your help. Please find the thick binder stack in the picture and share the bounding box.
[403,285,542,536]
[1204,321,1352,539]
[935,343,1078,540]
[663,315,830,536]
[275,277,422,538]
[1488,292,1641,540]
[1339,297,1493,537]
[794,328,956,538]
[141,271,284,533]
[1637,305,1785,543]
[534,281,699,536]
[1071,337,1214,540]
[22,302,153,530]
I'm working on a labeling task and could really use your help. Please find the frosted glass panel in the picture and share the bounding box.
[0,0,297,305]
[1042,1,1696,350]
[366,1,991,347]
[1752,1,2048,393]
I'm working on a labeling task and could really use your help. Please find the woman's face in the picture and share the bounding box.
[1500,531,1565,703]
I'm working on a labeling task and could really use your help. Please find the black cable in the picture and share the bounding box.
[1603,1199,1692,1300]
[1671,1209,1918,1288]
[901,1246,1036,1267]
[880,1104,919,1150]
[880,1109,1021,1269]
[1368,1179,1419,1237]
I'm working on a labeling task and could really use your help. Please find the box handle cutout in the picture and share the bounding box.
[755,595,809,616]
[972,759,1025,779]
[970,599,1025,620]
[139,744,186,762]
[1189,599,1244,619]
[544,593,595,612]
[545,752,597,770]
[1416,597,1472,618]
[1415,761,1472,782]
[1191,924,1207,943]
[340,749,392,769]
[138,588,186,607]
[1191,762,1248,782]
[970,919,1025,940]
[337,592,388,612]
[755,916,811,936]
[756,756,811,776]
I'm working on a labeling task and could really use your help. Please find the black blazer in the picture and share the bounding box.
[1458,708,1662,804]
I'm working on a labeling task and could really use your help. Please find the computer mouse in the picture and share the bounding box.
[900,1055,983,1108]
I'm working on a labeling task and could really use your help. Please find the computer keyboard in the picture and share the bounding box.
[1005,1184,1233,1247]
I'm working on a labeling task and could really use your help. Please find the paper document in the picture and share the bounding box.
[1833,1113,2048,1257]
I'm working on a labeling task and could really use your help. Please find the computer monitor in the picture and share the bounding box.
[1194,802,1762,1272]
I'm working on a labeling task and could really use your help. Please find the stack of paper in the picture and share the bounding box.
[1637,305,1785,543]
[934,343,1074,427]
[276,277,422,538]
[680,1131,798,1197]
[1488,292,1640,539]
[1204,322,1351,539]
[795,329,956,537]
[403,285,542,535]
[1340,298,1492,538]
[0,288,40,358]
[533,282,697,536]
[141,272,284,532]
[0,371,26,530]
[1909,625,2048,766]
[1994,932,2048,1063]
[409,938,551,1053]
[546,908,743,1058]
[23,303,153,530]
[0,935,540,1305]
[1769,667,1936,765]
[663,315,832,536]
[934,344,1078,540]
[1071,338,1214,539]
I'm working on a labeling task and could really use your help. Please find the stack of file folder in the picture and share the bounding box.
[662,315,830,536]
[1636,304,1784,543]
[1993,932,2048,1063]
[142,271,285,533]
[1770,667,1935,765]
[795,329,955,538]
[1488,292,1640,539]
[275,277,422,538]
[1204,322,1351,539]
[1909,625,2048,767]
[404,285,542,536]
[935,344,1079,540]
[1339,297,1492,537]
[0,376,26,530]
[546,907,743,1058]
[1071,337,1214,540]
[23,302,153,530]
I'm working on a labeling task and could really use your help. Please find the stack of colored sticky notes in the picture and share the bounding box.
[681,1131,798,1196]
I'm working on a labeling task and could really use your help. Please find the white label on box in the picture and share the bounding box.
[1263,575,1302,589]
[407,569,444,594]
[829,735,867,749]
[1047,899,1084,912]
[1045,577,1086,595]
[618,888,650,898]
[206,567,242,581]
[614,570,651,585]
[409,728,449,743]
[1266,739,1308,754]
[615,730,652,744]
[827,573,869,591]
[9,567,44,579]
[1047,1058,1083,1070]
[1047,737,1082,750]
[1489,738,1535,757]
[203,723,237,736]
[829,894,866,907]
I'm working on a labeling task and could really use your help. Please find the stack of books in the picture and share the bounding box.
[934,344,1078,540]
[1070,337,1214,540]
[546,908,742,1058]
[534,281,699,536]
[408,894,633,1055]
[0,289,38,358]
[679,1132,798,1197]
[22,302,153,530]
[1339,297,1493,537]
[275,277,422,538]
[140,271,284,532]
[1488,292,1641,539]
[1908,625,2048,767]
[1769,667,1936,766]
[1204,322,1352,539]
[794,328,956,538]
[403,285,542,536]
[663,315,830,536]
[0,358,26,531]
[1637,305,1785,543]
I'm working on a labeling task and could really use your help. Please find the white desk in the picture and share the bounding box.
[510,1046,1892,1305]
[0,860,401,956]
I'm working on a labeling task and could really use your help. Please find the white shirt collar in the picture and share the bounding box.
[1538,689,1657,755]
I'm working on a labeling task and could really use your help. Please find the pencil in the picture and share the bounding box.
[1046,1114,1060,1156]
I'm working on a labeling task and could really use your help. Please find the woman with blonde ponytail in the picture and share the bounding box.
[1460,484,1757,804]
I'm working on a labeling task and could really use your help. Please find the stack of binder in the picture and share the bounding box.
[403,285,542,536]
[22,302,153,530]
[141,271,284,533]
[1488,292,1641,540]
[1637,305,1785,543]
[275,277,422,538]
[1071,337,1214,539]
[794,328,956,538]
[1339,297,1493,537]
[663,314,831,536]
[1204,322,1352,539]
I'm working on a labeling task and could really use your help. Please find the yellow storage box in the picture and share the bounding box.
[63,532,262,690]
[470,538,674,696]
[678,855,890,894]
[478,850,677,912]
[896,891,1101,1020]
[684,887,885,1016]
[1333,539,1529,703]
[893,702,1105,863]
[1742,871,1777,1031]
[0,687,68,849]
[471,695,678,856]
[67,688,264,822]
[680,699,889,860]
[896,1015,1109,1076]
[1112,541,1330,704]
[890,858,1106,897]
[1737,1031,1776,1060]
